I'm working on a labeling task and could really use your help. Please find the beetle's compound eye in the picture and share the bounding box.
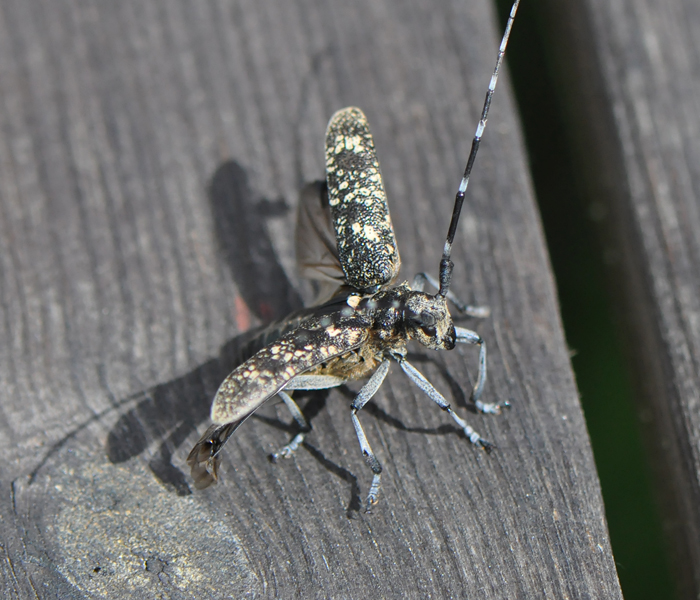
[405,302,436,327]
[407,309,437,339]
[407,310,437,337]
[420,325,437,338]
[418,313,437,338]
[419,312,436,327]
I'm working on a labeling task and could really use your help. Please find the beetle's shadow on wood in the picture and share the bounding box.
[407,351,479,413]
[211,160,303,321]
[105,160,306,495]
[304,442,363,517]
[252,392,363,515]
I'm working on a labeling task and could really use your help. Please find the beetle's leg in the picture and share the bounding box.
[350,359,391,512]
[271,375,346,461]
[271,391,311,461]
[398,358,493,449]
[285,375,346,390]
[454,326,507,414]
[412,272,490,318]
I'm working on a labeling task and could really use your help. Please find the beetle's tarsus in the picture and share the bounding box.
[270,432,306,462]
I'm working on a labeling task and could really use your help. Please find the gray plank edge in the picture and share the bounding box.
[539,0,700,597]
[0,0,622,598]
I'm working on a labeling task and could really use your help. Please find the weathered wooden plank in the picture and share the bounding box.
[538,0,700,597]
[0,0,622,597]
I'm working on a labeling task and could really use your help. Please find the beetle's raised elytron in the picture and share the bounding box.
[188,1,520,511]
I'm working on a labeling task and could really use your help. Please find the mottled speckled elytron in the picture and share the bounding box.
[188,1,520,511]
[325,108,400,291]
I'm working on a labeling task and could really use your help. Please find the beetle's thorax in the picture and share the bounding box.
[350,282,456,352]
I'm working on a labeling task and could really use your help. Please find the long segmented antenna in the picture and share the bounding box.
[439,0,520,297]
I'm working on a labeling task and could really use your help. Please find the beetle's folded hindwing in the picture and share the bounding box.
[325,107,400,292]
[211,312,369,424]
[187,422,243,489]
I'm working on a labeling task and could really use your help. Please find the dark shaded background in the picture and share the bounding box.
[496,0,676,597]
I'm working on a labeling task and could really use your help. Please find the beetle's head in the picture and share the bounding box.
[404,292,455,351]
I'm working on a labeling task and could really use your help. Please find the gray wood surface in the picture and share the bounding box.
[0,0,623,598]
[539,0,700,597]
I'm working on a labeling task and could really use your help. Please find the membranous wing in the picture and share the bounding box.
[295,180,344,284]
[210,310,369,425]
[295,180,347,304]
[325,107,401,292]
[188,421,244,489]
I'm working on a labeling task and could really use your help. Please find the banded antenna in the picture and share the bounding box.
[439,0,521,297]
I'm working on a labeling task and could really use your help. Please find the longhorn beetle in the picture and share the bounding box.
[188,0,520,511]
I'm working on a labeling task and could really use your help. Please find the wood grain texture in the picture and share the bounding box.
[0,0,622,597]
[538,0,700,597]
